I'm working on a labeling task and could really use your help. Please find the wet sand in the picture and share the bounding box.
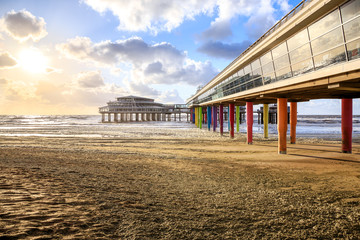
[0,131,360,239]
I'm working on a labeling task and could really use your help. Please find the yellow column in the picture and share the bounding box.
[263,104,269,138]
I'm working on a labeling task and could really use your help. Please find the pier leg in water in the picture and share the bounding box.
[236,106,240,133]
[229,103,235,138]
[207,106,211,131]
[290,102,297,144]
[277,98,288,154]
[342,98,352,153]
[246,102,253,144]
[219,105,224,136]
[199,107,202,129]
[263,104,269,138]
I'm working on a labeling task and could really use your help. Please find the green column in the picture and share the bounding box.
[236,106,240,132]
[199,107,202,129]
[263,104,269,138]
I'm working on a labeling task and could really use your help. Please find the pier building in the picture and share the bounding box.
[99,96,190,122]
[187,0,360,153]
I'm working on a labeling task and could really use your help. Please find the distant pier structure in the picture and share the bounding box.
[99,96,190,123]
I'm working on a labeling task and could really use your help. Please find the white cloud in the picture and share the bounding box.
[157,89,184,104]
[1,10,47,42]
[76,70,105,88]
[200,0,292,40]
[57,36,218,86]
[0,51,17,68]
[82,0,215,34]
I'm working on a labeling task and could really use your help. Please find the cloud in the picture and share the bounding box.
[76,71,105,88]
[82,0,215,34]
[157,89,184,104]
[57,36,218,86]
[0,78,7,84]
[127,81,160,98]
[196,0,292,41]
[1,10,47,42]
[198,40,252,59]
[0,51,17,68]
[199,20,233,41]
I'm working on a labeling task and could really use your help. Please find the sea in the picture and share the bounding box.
[0,115,359,139]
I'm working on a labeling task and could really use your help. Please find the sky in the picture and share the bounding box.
[0,0,358,115]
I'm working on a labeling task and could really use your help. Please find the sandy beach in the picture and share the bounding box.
[0,130,360,239]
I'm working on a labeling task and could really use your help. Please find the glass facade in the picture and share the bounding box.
[189,0,360,106]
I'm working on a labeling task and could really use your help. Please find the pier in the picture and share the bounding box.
[187,0,360,154]
[99,96,190,123]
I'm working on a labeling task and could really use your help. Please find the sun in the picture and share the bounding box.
[18,48,49,74]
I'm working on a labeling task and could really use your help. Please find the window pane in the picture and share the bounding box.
[244,65,251,75]
[272,42,288,59]
[341,0,360,23]
[308,10,340,40]
[262,62,274,74]
[245,81,254,90]
[263,72,276,85]
[311,27,343,55]
[287,29,309,51]
[253,77,263,88]
[343,17,360,42]
[251,59,261,70]
[276,66,292,81]
[292,58,314,76]
[273,54,290,70]
[237,68,244,77]
[260,52,272,65]
[346,38,360,60]
[289,43,312,64]
[313,45,346,70]
[252,67,262,78]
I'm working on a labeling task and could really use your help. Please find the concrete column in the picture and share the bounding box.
[101,113,105,123]
[263,104,269,138]
[290,102,297,144]
[229,103,235,138]
[277,98,288,154]
[114,113,118,123]
[236,106,240,133]
[219,105,224,136]
[246,102,253,144]
[342,99,353,153]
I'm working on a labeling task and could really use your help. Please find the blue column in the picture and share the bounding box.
[228,107,230,131]
[207,106,211,131]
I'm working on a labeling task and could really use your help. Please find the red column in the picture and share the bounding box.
[219,104,224,136]
[290,102,297,144]
[246,102,253,144]
[342,99,352,153]
[229,103,235,138]
[277,98,288,154]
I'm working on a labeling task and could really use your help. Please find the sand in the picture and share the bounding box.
[0,130,360,239]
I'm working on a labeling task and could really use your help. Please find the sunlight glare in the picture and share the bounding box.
[18,48,48,74]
